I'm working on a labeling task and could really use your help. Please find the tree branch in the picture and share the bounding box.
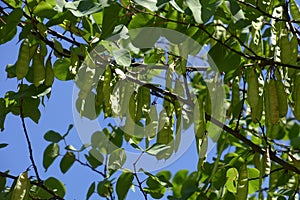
[19,98,41,182]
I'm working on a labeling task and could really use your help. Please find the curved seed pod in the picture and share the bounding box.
[236,162,248,200]
[124,91,136,141]
[275,80,287,118]
[194,95,206,138]
[16,39,31,79]
[266,80,280,124]
[205,89,212,116]
[103,66,112,117]
[95,80,104,116]
[246,67,259,108]
[231,77,241,119]
[293,75,300,121]
[197,135,208,170]
[145,105,158,144]
[136,86,150,122]
[32,50,45,87]
[45,57,54,86]
[251,94,263,123]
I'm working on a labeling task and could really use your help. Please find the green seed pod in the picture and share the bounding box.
[293,74,300,121]
[194,95,206,138]
[251,94,263,123]
[44,57,54,86]
[231,77,242,119]
[275,80,287,118]
[32,50,45,87]
[265,80,279,124]
[16,39,31,80]
[236,162,248,200]
[103,66,112,117]
[247,67,259,108]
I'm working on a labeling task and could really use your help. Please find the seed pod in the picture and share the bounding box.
[11,171,30,200]
[103,66,112,117]
[16,39,31,79]
[251,94,263,123]
[194,95,206,138]
[32,50,45,87]
[236,162,248,200]
[45,57,54,86]
[247,68,259,108]
[95,80,104,116]
[275,80,287,118]
[265,80,279,124]
[231,77,242,119]
[293,74,300,121]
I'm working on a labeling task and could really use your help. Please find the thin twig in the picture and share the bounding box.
[19,98,41,182]
[133,152,148,200]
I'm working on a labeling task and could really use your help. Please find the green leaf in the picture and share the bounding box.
[225,167,238,193]
[97,179,112,197]
[112,49,131,67]
[108,148,126,175]
[133,0,158,11]
[64,0,105,17]
[0,143,8,149]
[116,172,134,200]
[172,170,188,198]
[3,0,22,8]
[53,58,74,81]
[0,8,23,44]
[186,0,203,24]
[290,0,300,21]
[85,149,103,168]
[60,152,76,173]
[21,97,41,123]
[86,182,95,200]
[33,1,57,18]
[0,98,7,131]
[209,41,241,73]
[44,130,63,143]
[10,171,30,200]
[41,177,66,198]
[145,143,171,156]
[43,143,60,171]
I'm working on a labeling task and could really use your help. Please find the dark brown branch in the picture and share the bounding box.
[205,113,300,174]
[19,98,41,182]
[75,158,106,177]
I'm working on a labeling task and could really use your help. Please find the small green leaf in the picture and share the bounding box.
[97,179,112,197]
[209,41,241,73]
[226,167,239,193]
[0,8,23,44]
[85,149,103,168]
[108,148,126,175]
[42,177,66,198]
[0,143,8,149]
[186,0,203,23]
[44,130,63,143]
[86,182,95,200]
[290,0,300,21]
[112,49,131,67]
[65,145,77,151]
[33,1,57,18]
[43,143,60,171]
[60,152,76,174]
[133,0,158,11]
[145,144,171,156]
[53,58,74,81]
[116,172,134,200]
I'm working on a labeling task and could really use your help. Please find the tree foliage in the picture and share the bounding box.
[1,0,300,199]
